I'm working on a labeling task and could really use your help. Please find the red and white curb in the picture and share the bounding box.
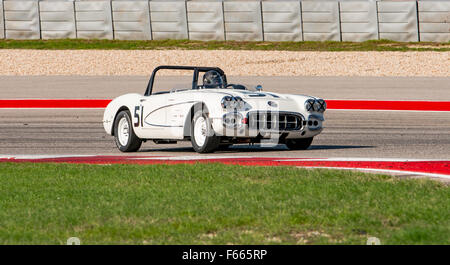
[1,99,450,112]
[1,155,449,180]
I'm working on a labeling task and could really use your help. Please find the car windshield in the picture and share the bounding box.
[200,83,259,91]
[198,77,258,91]
[223,83,259,91]
[148,67,261,95]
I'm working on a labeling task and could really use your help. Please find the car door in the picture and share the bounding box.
[137,93,169,139]
[164,91,200,139]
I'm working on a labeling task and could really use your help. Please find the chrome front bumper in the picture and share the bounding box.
[213,111,323,138]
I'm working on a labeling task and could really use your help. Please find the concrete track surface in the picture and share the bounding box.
[0,76,449,160]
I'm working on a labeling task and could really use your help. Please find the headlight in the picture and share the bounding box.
[314,99,326,112]
[305,98,326,112]
[305,99,315,111]
[221,96,246,110]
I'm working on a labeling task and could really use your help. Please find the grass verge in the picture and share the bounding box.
[0,39,449,51]
[0,162,448,244]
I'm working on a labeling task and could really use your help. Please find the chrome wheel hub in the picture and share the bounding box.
[118,117,130,146]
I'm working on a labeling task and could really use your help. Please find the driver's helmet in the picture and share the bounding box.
[202,70,224,89]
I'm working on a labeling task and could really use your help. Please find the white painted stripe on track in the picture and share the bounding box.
[0,154,97,159]
[302,166,450,179]
[1,154,448,178]
[132,157,448,162]
[1,155,447,162]
[276,157,448,162]
[131,155,256,160]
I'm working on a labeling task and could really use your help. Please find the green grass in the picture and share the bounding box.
[0,162,448,245]
[0,39,449,51]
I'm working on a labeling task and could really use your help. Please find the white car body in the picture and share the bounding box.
[103,66,326,153]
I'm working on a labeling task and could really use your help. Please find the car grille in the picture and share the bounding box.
[247,111,303,131]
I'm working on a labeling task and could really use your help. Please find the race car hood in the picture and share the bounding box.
[189,88,322,114]
[201,89,314,101]
[201,89,316,110]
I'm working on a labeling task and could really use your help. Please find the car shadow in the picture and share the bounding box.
[138,144,374,153]
[309,145,374,150]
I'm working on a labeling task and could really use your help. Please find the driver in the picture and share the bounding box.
[202,70,224,89]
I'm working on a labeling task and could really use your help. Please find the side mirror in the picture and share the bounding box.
[255,85,263,91]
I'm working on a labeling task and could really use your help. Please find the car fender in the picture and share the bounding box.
[284,94,326,119]
[176,93,229,137]
[103,93,142,135]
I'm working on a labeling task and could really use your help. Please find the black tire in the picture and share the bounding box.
[113,110,142,152]
[285,137,313,150]
[190,110,219,153]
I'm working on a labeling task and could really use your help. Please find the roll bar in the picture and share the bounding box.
[144,65,227,96]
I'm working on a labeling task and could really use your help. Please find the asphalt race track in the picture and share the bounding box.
[1,76,450,100]
[1,76,449,179]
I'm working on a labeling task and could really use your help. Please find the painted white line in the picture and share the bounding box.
[0,154,97,159]
[2,154,446,163]
[131,155,255,160]
[1,155,448,179]
[301,166,450,179]
[275,157,448,162]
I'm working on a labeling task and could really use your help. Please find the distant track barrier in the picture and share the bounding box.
[0,0,448,42]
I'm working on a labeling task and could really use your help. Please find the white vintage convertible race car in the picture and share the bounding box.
[103,66,326,153]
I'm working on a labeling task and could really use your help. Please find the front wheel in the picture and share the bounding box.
[190,110,219,153]
[113,110,142,152]
[285,137,313,150]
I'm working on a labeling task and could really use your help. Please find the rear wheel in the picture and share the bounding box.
[285,137,313,150]
[113,110,142,152]
[190,110,219,153]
